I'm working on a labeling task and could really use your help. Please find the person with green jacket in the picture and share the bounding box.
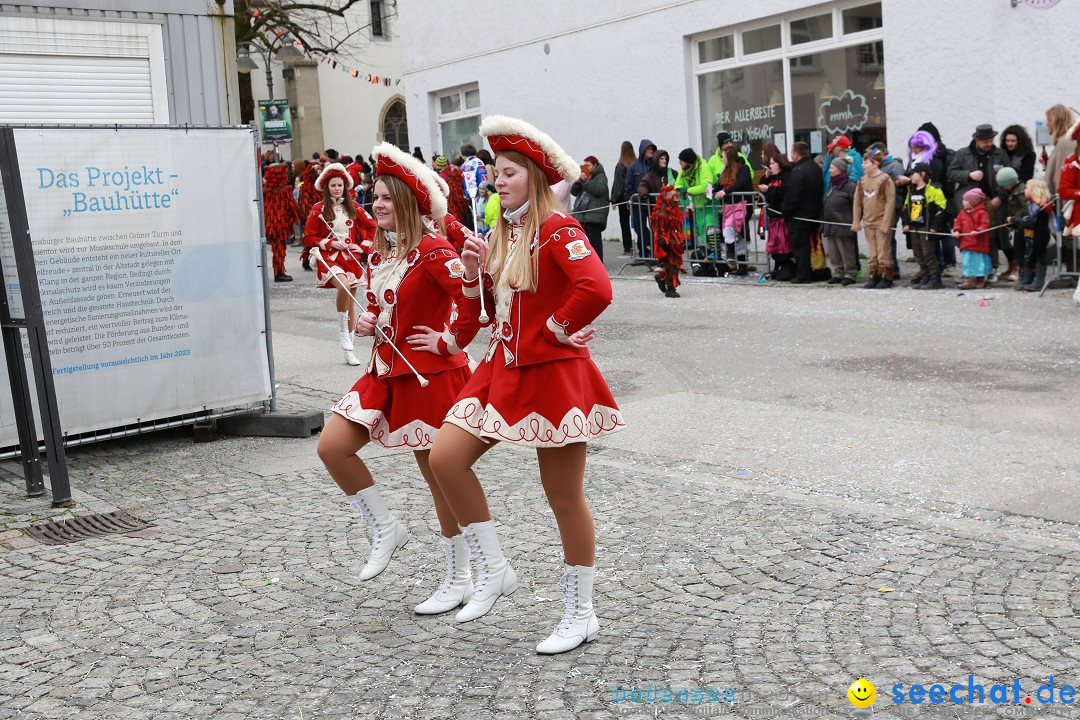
[673,148,717,255]
[901,163,949,289]
[481,181,500,235]
[706,131,752,181]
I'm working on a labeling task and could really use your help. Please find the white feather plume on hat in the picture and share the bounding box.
[372,142,448,219]
[315,162,352,191]
[480,115,578,185]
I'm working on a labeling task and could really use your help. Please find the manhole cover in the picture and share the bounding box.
[24,511,152,545]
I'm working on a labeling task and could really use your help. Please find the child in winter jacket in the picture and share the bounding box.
[953,188,992,289]
[902,163,949,289]
[822,157,858,284]
[1010,178,1055,292]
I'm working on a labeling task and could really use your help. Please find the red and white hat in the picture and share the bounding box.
[373,142,448,219]
[480,115,578,185]
[1070,118,1080,142]
[315,162,353,191]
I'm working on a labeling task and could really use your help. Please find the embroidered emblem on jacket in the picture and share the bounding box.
[445,257,466,279]
[566,239,592,261]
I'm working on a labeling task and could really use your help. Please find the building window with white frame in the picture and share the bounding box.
[693,1,885,164]
[435,85,481,157]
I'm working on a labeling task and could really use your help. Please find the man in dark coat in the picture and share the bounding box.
[781,142,824,283]
[623,139,656,259]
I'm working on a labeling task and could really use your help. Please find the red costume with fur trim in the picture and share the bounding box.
[331,232,480,448]
[445,210,624,447]
[262,164,300,276]
[329,142,468,448]
[303,201,376,288]
[440,166,472,226]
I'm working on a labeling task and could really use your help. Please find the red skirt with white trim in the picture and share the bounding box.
[444,346,625,448]
[332,365,472,449]
[315,251,364,289]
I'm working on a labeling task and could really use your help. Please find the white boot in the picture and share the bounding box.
[536,564,599,654]
[338,311,354,351]
[344,349,362,366]
[454,520,517,623]
[414,535,473,615]
[348,486,408,580]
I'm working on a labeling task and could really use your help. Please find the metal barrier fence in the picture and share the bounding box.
[618,191,772,277]
[1043,194,1078,296]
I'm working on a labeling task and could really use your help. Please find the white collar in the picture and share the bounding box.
[503,200,530,225]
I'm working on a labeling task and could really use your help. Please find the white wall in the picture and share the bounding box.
[399,0,813,174]
[400,0,1079,177]
[886,0,1079,155]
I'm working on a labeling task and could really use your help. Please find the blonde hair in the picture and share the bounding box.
[372,175,425,259]
[1046,104,1076,143]
[486,150,561,293]
[1026,177,1052,205]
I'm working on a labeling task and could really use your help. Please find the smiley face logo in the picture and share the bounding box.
[848,678,876,708]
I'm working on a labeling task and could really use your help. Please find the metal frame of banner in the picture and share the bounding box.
[0,124,280,484]
[0,127,72,505]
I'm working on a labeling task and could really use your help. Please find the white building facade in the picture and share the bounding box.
[399,0,1078,172]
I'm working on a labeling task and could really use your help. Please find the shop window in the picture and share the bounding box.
[790,14,833,45]
[742,25,781,55]
[436,85,481,157]
[698,35,734,64]
[699,60,784,163]
[788,42,886,150]
[843,3,883,34]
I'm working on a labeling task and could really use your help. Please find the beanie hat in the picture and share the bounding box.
[995,166,1019,187]
[584,155,600,166]
[830,157,849,172]
[678,148,697,164]
[716,132,733,147]
[963,188,987,205]
[432,155,449,171]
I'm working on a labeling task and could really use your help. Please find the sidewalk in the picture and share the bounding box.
[2,240,1079,719]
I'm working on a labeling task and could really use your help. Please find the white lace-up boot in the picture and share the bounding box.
[535,564,599,654]
[344,349,362,366]
[414,535,473,615]
[348,486,408,580]
[338,311,354,351]
[454,520,517,623]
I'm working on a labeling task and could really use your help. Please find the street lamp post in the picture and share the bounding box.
[237,34,304,101]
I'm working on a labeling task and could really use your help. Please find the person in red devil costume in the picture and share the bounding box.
[262,163,300,282]
[298,160,323,271]
[649,184,686,297]
[428,115,625,654]
[303,162,377,365]
[315,142,483,613]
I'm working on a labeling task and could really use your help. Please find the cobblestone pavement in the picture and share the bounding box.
[2,240,1079,720]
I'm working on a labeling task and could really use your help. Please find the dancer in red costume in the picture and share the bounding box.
[303,163,376,365]
[316,143,482,614]
[429,115,625,654]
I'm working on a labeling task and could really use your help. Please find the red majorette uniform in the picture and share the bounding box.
[302,163,377,289]
[444,121,625,448]
[330,143,480,449]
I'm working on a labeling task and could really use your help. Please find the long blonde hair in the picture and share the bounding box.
[1046,104,1076,144]
[372,175,425,258]
[486,150,561,293]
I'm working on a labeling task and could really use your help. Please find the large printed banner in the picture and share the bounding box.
[0,128,271,448]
